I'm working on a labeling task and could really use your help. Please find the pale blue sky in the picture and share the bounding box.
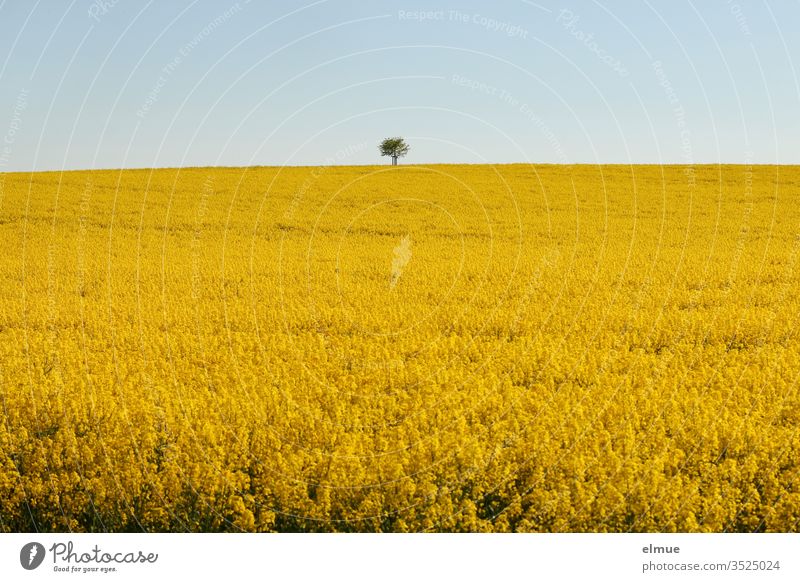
[0,0,798,171]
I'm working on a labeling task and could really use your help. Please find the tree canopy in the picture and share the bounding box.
[379,137,409,165]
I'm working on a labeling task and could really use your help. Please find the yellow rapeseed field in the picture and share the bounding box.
[1,164,799,532]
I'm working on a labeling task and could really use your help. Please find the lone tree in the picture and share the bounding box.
[379,137,410,165]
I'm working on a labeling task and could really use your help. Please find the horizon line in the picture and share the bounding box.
[1,161,797,175]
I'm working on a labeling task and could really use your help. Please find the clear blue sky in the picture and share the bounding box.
[0,0,798,171]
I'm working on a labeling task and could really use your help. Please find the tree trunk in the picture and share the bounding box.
[392,156,397,166]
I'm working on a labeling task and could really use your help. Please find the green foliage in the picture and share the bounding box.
[379,137,410,163]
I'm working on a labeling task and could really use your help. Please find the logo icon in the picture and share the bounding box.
[20,542,46,570]
[390,234,412,289]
